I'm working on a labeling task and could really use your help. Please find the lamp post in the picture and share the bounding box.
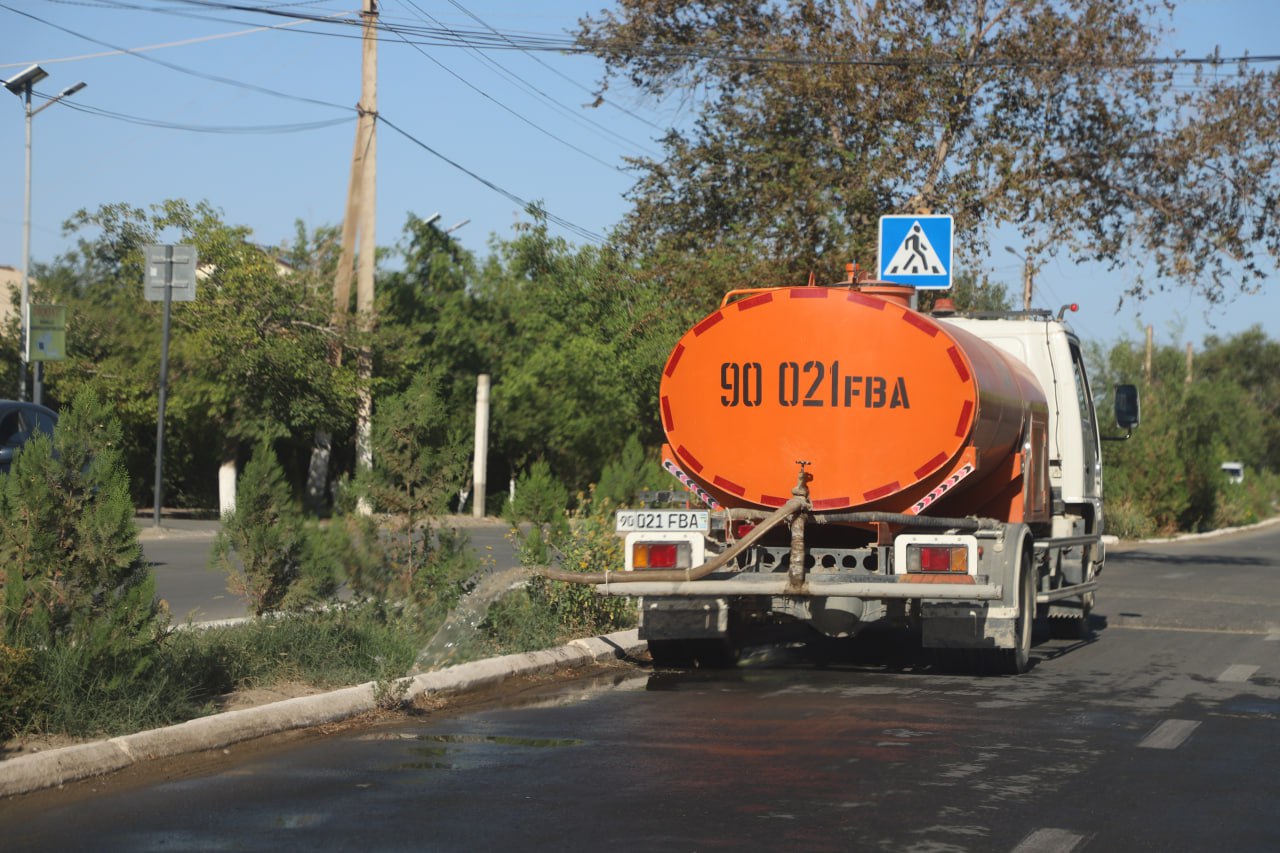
[4,65,86,403]
[1004,245,1033,312]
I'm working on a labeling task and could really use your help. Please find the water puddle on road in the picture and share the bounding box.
[393,734,584,772]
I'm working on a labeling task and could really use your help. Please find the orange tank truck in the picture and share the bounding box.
[550,278,1140,675]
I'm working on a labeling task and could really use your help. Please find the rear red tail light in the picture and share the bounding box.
[734,522,756,539]
[908,544,969,573]
[633,542,692,569]
[647,544,678,568]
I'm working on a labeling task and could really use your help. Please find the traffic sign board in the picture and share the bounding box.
[877,215,953,289]
[27,304,66,362]
[144,244,198,302]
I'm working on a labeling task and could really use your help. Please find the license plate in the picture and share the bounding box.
[615,509,709,533]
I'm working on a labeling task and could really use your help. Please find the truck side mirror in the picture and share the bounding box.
[1103,384,1140,442]
[1114,384,1140,429]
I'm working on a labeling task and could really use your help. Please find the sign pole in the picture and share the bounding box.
[153,246,173,528]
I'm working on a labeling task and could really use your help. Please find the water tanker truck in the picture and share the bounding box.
[545,273,1139,673]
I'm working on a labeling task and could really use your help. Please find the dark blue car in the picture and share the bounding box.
[0,401,58,474]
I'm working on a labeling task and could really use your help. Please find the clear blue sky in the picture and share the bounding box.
[2,1,1277,351]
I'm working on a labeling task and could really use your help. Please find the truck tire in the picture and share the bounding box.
[985,546,1035,675]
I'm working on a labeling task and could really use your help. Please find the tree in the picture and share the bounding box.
[1092,327,1274,534]
[39,201,359,508]
[580,1,1280,304]
[467,213,684,492]
[1196,327,1280,471]
[0,389,166,708]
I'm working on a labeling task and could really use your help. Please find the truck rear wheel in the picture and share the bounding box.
[985,547,1035,675]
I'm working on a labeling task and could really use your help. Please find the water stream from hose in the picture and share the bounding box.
[412,567,530,672]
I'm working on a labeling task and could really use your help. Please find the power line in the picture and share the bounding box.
[397,0,660,157]
[55,96,352,133]
[1,2,352,112]
[378,113,604,245]
[1,3,352,68]
[441,0,667,135]
[82,2,1280,70]
[381,4,627,173]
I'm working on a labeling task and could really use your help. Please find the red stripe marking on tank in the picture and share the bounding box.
[737,292,773,311]
[847,292,886,309]
[677,445,703,473]
[664,344,685,378]
[902,311,938,336]
[812,496,851,510]
[947,346,970,382]
[863,481,900,502]
[954,399,974,437]
[714,475,747,496]
[661,396,674,432]
[759,494,787,507]
[914,452,948,479]
[791,288,829,299]
[693,312,724,336]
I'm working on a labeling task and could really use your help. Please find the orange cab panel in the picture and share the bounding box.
[659,287,1046,512]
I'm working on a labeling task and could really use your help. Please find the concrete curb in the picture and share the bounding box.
[0,628,646,799]
[1124,514,1280,546]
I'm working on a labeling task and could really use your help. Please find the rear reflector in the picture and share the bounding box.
[632,541,691,570]
[909,544,969,573]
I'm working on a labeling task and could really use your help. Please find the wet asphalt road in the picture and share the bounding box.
[5,523,1279,851]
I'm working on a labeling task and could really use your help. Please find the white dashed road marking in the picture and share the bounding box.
[1217,664,1259,683]
[1139,719,1200,750]
[1012,827,1086,852]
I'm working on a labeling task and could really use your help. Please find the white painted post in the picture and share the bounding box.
[219,457,237,517]
[472,373,490,518]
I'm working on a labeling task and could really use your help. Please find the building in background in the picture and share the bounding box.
[0,265,20,325]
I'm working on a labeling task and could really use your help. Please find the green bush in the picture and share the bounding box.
[596,435,665,506]
[0,389,168,738]
[507,458,570,529]
[0,641,38,741]
[486,489,634,654]
[1213,469,1280,529]
[211,442,337,615]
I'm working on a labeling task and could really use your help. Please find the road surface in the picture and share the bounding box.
[5,522,1278,851]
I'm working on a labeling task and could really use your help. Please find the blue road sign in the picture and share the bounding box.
[877,215,953,289]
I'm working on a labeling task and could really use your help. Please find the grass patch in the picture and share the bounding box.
[5,605,426,744]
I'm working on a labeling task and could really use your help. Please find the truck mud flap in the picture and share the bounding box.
[638,597,729,641]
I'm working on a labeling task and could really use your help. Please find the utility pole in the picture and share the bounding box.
[308,0,377,513]
[1004,246,1033,311]
[1152,324,1162,379]
[354,0,378,507]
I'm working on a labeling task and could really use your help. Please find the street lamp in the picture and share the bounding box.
[4,65,87,404]
[1004,245,1033,312]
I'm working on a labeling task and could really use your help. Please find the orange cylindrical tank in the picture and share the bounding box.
[659,285,1048,513]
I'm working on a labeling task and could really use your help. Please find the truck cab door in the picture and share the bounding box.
[1069,343,1103,508]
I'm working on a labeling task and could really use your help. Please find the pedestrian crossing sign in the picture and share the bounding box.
[877,215,953,289]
